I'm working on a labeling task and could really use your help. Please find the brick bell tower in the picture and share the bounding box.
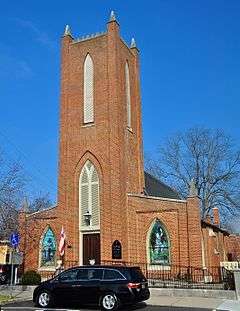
[57,11,144,265]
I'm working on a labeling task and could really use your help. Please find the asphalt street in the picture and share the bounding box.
[0,300,220,311]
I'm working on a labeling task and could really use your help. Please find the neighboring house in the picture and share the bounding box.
[0,241,11,265]
[201,210,230,269]
[227,234,240,262]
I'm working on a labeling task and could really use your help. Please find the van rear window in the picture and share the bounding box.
[129,267,146,282]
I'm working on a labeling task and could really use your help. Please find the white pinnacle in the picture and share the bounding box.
[130,37,137,48]
[109,10,116,22]
[64,25,71,36]
[189,178,198,197]
[22,197,29,212]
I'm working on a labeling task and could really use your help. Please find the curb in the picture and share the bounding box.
[0,297,31,306]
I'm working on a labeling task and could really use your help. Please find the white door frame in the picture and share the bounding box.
[79,230,100,265]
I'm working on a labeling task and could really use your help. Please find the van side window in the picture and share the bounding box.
[77,269,89,280]
[104,269,125,280]
[88,269,103,280]
[59,269,78,282]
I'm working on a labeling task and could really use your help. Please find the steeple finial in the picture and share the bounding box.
[130,37,137,48]
[63,25,72,37]
[189,178,198,197]
[109,10,116,22]
[22,197,29,212]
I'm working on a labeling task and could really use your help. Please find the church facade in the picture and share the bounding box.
[19,13,235,276]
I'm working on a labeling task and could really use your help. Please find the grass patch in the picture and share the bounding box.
[0,294,13,303]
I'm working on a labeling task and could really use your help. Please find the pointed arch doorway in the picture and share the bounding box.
[79,160,101,265]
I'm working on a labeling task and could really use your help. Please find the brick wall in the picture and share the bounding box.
[58,18,146,263]
[126,194,203,268]
[18,208,60,272]
[227,234,240,261]
[201,221,229,268]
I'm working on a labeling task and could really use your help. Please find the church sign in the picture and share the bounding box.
[112,240,122,259]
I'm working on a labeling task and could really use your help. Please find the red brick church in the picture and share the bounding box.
[19,12,239,276]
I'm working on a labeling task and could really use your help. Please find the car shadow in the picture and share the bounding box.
[1,301,215,311]
[2,302,145,310]
[59,302,148,310]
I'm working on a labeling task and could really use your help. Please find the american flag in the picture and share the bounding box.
[58,226,66,257]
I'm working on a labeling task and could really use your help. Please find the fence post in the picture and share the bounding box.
[233,270,240,300]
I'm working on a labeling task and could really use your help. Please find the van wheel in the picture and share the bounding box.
[36,290,53,308]
[100,293,119,310]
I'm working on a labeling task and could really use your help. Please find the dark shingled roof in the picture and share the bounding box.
[144,172,181,200]
[201,220,230,235]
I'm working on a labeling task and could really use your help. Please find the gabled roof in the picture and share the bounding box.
[144,172,181,200]
[201,220,230,235]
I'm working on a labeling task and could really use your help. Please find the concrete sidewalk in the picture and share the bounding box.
[0,285,35,303]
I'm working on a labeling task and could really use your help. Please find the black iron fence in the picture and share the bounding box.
[39,260,79,281]
[42,260,235,290]
[101,260,235,290]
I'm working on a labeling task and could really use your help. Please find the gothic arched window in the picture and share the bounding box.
[40,227,56,267]
[148,219,170,264]
[125,61,131,128]
[84,54,94,123]
[79,160,100,228]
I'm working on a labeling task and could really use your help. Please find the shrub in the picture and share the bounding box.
[21,270,41,285]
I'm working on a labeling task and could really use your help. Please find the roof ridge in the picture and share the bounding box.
[26,204,57,217]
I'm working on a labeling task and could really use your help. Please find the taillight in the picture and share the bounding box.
[127,282,141,289]
[0,268,3,273]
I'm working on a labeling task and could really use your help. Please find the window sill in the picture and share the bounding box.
[38,266,56,272]
[82,123,95,128]
[127,127,133,133]
[147,264,171,271]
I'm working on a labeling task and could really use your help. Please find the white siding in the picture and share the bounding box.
[84,54,94,123]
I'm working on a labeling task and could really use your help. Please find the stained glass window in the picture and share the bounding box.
[40,227,56,267]
[149,220,170,264]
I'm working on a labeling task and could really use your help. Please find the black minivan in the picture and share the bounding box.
[33,265,150,310]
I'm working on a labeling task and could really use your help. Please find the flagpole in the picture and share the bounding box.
[61,253,65,269]
[58,226,66,272]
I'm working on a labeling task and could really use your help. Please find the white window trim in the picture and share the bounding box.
[79,161,100,229]
[84,54,94,124]
[125,61,131,128]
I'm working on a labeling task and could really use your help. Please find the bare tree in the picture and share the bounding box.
[29,193,52,213]
[146,127,240,218]
[0,149,26,239]
[0,147,54,243]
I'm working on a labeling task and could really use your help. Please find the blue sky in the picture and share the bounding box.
[0,1,239,202]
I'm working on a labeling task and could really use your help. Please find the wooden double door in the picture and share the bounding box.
[83,233,100,265]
